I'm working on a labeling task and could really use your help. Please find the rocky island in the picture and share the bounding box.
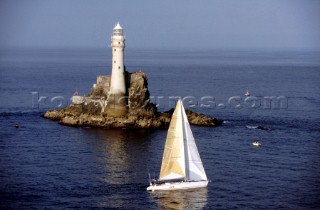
[44,71,222,128]
[43,23,222,128]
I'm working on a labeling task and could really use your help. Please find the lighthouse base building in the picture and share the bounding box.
[105,89,128,117]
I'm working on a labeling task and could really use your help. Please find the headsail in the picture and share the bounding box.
[159,101,186,181]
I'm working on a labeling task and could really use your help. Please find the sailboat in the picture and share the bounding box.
[147,99,208,191]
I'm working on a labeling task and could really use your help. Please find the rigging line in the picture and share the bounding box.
[147,167,151,184]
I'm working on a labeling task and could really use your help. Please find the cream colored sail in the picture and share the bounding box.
[159,101,186,181]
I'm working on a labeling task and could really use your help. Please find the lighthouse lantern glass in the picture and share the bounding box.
[113,29,123,36]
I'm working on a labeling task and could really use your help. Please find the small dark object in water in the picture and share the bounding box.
[257,126,270,131]
[15,124,20,128]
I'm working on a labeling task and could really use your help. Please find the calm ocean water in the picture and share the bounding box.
[0,48,319,209]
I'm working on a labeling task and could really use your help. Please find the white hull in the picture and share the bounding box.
[245,90,251,96]
[147,180,208,191]
[252,140,261,147]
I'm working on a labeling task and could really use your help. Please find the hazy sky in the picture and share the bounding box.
[0,0,319,50]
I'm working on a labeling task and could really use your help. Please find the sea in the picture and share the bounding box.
[0,48,319,209]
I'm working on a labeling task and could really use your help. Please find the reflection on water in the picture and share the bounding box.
[150,188,208,210]
[81,128,159,209]
[83,128,154,184]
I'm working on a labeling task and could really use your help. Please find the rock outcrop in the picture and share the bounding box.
[43,71,222,128]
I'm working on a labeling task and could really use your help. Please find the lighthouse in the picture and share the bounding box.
[106,22,128,117]
[110,22,126,95]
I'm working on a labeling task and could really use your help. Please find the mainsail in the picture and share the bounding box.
[159,100,207,182]
[159,101,186,180]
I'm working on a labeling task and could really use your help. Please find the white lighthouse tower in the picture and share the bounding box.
[110,22,126,95]
[106,22,128,117]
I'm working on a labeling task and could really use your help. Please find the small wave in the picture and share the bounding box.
[246,125,271,130]
[246,125,258,129]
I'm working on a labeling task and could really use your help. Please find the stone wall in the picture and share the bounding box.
[72,96,85,105]
[73,72,153,117]
[89,75,111,98]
